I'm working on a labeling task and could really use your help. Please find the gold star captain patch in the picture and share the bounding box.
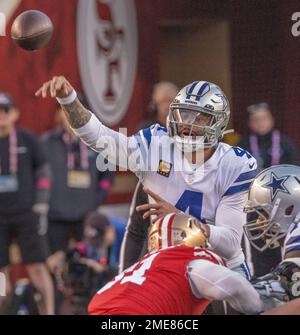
[157,160,172,178]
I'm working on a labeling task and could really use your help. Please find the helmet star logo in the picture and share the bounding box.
[263,172,290,201]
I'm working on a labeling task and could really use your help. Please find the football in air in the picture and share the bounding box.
[11,10,53,51]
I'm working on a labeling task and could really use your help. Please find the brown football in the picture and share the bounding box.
[11,10,53,51]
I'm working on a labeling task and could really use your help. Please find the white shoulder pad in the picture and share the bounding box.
[133,123,168,150]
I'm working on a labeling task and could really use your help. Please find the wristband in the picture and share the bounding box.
[56,89,77,105]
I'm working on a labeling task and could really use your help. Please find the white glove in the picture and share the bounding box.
[252,273,290,310]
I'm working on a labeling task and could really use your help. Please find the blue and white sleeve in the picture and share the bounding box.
[222,147,258,197]
[72,113,147,176]
[284,225,300,255]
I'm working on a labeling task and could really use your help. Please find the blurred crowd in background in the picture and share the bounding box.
[0,81,299,315]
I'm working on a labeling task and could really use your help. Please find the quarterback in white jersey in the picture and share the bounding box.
[244,165,300,304]
[35,77,257,276]
[133,123,257,271]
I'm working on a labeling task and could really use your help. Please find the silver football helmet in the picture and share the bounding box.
[167,81,230,151]
[244,165,300,252]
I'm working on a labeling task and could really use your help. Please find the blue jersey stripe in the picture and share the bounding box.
[286,245,300,254]
[142,127,152,148]
[223,182,252,197]
[133,134,147,163]
[286,235,300,246]
[241,262,251,281]
[234,169,258,183]
[156,125,167,133]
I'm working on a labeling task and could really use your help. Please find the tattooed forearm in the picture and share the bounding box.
[61,98,92,129]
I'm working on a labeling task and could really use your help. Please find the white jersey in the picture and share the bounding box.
[74,115,258,269]
[135,124,257,225]
[283,220,300,257]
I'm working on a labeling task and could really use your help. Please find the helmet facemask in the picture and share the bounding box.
[167,105,228,152]
[244,199,293,252]
[243,165,300,252]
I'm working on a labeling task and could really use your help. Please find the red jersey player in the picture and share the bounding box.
[88,213,263,315]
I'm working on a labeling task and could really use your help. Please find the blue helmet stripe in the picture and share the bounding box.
[186,81,199,99]
[195,82,209,101]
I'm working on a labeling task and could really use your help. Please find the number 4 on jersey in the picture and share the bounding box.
[175,190,206,222]
[233,147,253,159]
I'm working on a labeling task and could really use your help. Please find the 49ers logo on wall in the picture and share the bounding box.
[77,0,138,126]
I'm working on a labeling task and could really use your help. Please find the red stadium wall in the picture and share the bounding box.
[0,0,158,135]
[0,0,81,133]
[0,0,160,204]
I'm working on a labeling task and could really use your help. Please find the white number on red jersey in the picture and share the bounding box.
[97,252,159,294]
